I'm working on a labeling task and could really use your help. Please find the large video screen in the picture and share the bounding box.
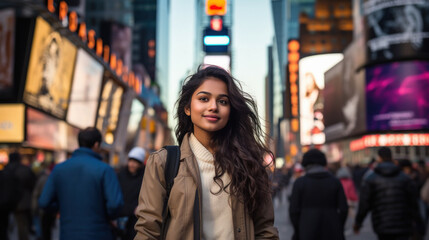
[26,107,79,151]
[96,76,124,143]
[299,53,343,146]
[324,41,367,142]
[364,0,429,63]
[67,49,104,129]
[366,61,429,131]
[100,21,132,69]
[0,104,24,143]
[125,99,145,151]
[23,17,77,119]
[0,9,15,92]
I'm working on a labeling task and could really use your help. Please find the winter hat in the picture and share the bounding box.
[128,147,146,163]
[301,148,327,167]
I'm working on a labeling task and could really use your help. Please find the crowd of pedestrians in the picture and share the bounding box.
[1,66,429,240]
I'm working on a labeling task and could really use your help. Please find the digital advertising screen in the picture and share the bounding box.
[96,76,124,143]
[23,17,77,119]
[364,0,429,63]
[0,9,15,91]
[366,60,429,131]
[299,53,343,146]
[0,104,24,143]
[125,99,145,151]
[26,107,79,151]
[324,41,367,142]
[67,49,104,129]
[100,21,132,69]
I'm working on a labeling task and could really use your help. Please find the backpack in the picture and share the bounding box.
[161,146,181,237]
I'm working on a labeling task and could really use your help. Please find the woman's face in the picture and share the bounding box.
[185,77,231,139]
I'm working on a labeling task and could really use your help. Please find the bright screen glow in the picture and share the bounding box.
[204,36,230,46]
[299,53,343,146]
[203,55,230,71]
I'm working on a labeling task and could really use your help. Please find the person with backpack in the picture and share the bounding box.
[134,66,279,239]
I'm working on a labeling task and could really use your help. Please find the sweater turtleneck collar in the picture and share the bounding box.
[189,133,214,164]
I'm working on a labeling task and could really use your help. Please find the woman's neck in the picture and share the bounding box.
[192,131,214,154]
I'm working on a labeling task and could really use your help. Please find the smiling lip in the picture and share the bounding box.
[204,115,220,121]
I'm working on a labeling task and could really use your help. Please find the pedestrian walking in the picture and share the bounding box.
[116,147,146,240]
[353,147,424,240]
[3,152,36,240]
[38,127,124,240]
[134,66,279,239]
[337,167,358,210]
[289,148,348,240]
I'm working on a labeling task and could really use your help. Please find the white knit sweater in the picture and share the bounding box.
[189,134,234,240]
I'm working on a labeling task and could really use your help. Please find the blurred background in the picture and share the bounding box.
[0,0,428,239]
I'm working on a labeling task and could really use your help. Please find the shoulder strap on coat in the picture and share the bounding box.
[161,145,180,239]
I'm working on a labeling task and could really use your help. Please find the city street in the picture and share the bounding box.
[273,187,378,240]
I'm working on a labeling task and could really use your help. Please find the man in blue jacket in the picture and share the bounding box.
[39,127,123,240]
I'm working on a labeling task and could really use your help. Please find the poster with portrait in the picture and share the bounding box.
[23,17,77,119]
[299,53,343,146]
[96,75,124,143]
[364,0,429,63]
[67,49,104,129]
[0,9,15,91]
[366,61,429,131]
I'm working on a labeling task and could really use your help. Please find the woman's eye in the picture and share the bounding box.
[199,97,208,102]
[219,99,228,105]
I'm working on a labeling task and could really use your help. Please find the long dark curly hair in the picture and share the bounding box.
[175,66,272,216]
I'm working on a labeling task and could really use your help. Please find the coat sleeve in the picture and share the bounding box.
[253,192,279,239]
[289,178,302,235]
[103,166,124,219]
[337,180,349,227]
[134,150,168,240]
[38,171,57,211]
[354,177,371,228]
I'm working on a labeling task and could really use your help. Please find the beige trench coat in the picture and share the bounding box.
[134,134,279,240]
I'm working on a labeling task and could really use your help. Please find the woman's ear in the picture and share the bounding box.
[185,106,191,116]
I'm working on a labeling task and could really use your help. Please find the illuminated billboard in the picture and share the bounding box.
[324,41,367,142]
[23,17,77,119]
[96,75,124,144]
[203,26,230,53]
[125,99,145,151]
[0,9,15,92]
[67,49,104,129]
[203,55,230,71]
[206,0,227,16]
[366,60,429,131]
[0,104,24,143]
[364,0,429,63]
[26,107,79,151]
[299,53,343,145]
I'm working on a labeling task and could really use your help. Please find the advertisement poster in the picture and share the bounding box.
[0,9,15,91]
[299,53,343,146]
[96,77,124,142]
[364,0,429,63]
[366,61,429,131]
[0,104,24,143]
[67,49,104,129]
[324,41,367,142]
[125,99,145,151]
[23,17,77,119]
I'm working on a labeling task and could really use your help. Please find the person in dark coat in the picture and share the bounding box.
[289,149,348,240]
[38,127,124,240]
[116,147,146,240]
[4,152,36,240]
[353,147,424,240]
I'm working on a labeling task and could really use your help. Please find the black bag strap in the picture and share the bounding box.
[161,145,180,239]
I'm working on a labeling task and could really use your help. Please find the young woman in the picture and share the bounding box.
[134,66,279,240]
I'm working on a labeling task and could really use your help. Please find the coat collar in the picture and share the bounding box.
[72,147,103,160]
